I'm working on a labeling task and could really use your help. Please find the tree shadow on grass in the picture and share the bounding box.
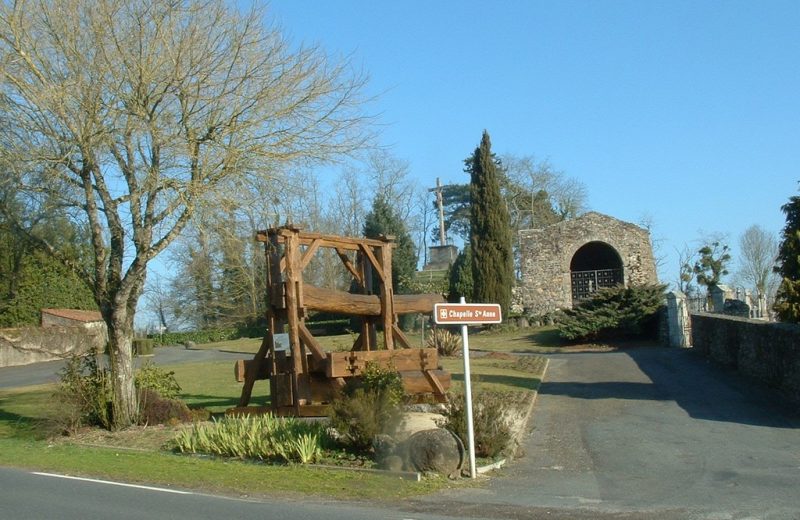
[525,328,565,347]
[0,407,47,439]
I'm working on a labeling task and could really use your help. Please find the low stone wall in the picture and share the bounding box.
[0,326,106,367]
[691,313,800,402]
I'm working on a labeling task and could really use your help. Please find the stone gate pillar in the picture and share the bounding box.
[666,291,691,348]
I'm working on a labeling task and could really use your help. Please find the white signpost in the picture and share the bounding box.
[434,298,502,478]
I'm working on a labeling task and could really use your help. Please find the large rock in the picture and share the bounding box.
[400,428,464,478]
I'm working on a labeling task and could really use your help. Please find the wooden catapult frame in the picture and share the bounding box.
[232,226,449,417]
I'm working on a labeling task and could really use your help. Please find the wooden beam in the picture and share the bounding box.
[335,247,363,287]
[423,369,447,397]
[379,242,395,350]
[327,348,440,378]
[283,229,306,413]
[299,238,322,271]
[399,369,451,395]
[297,322,327,363]
[238,332,270,406]
[359,244,385,282]
[256,229,389,250]
[392,323,413,349]
[302,284,443,316]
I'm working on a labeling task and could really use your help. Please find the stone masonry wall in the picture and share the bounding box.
[518,212,658,315]
[691,313,800,403]
[0,326,106,367]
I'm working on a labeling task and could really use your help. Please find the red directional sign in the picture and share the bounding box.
[434,303,503,325]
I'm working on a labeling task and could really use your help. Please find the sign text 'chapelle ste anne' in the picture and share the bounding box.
[433,303,503,325]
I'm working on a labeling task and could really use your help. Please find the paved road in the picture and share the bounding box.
[0,347,244,389]
[409,347,800,519]
[0,466,459,520]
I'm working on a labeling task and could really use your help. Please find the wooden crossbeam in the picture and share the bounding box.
[392,323,413,349]
[299,238,322,271]
[327,348,440,378]
[257,229,390,251]
[423,369,447,397]
[359,244,385,282]
[297,322,327,363]
[335,247,363,286]
[400,370,451,395]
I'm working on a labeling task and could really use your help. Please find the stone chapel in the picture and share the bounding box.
[517,212,658,316]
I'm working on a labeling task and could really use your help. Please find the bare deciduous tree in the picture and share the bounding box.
[676,244,697,295]
[0,0,369,426]
[736,224,779,302]
[502,154,588,229]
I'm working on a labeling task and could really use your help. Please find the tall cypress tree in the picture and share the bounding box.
[466,131,514,314]
[774,191,800,322]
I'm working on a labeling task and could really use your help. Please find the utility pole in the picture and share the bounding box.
[428,178,447,246]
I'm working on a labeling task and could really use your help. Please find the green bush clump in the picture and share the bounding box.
[172,414,330,464]
[328,363,404,452]
[557,284,667,341]
[438,390,513,459]
[55,349,114,432]
[135,361,182,400]
[55,353,191,432]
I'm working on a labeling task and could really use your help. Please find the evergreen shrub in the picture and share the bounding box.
[557,284,667,341]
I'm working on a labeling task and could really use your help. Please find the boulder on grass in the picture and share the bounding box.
[400,428,464,478]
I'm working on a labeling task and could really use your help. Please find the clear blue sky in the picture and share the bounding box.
[267,0,800,288]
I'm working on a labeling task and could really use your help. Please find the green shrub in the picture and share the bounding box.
[438,390,513,459]
[557,284,667,341]
[172,414,329,464]
[135,361,181,400]
[328,363,404,452]
[360,362,405,405]
[54,349,114,432]
[427,327,462,357]
[138,388,193,426]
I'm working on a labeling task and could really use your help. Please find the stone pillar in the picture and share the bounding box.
[666,291,691,348]
[709,284,734,312]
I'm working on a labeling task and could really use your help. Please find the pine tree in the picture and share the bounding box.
[774,191,800,322]
[363,195,418,295]
[466,131,514,314]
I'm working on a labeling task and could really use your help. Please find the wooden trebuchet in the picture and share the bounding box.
[230,226,450,417]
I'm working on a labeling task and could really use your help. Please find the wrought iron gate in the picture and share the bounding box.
[571,268,623,302]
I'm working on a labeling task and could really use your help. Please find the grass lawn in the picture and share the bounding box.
[169,361,253,413]
[0,326,551,501]
[0,381,457,499]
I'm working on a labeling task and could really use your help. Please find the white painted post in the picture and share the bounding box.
[459,296,477,479]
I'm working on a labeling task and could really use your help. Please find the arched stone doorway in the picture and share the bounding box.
[570,241,623,304]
